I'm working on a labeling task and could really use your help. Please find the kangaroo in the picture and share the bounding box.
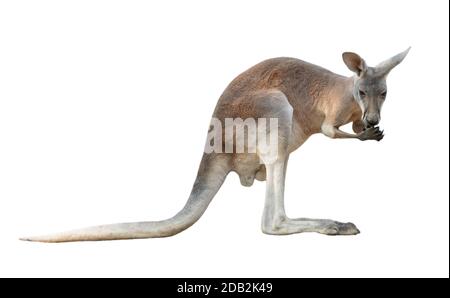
[22,48,410,242]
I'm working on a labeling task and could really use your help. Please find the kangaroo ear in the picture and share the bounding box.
[342,52,368,76]
[375,47,411,76]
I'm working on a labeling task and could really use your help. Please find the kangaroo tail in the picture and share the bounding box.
[20,154,229,243]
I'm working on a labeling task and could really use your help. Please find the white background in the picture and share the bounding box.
[0,0,448,278]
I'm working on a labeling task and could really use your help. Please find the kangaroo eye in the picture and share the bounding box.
[381,91,387,98]
[359,90,366,98]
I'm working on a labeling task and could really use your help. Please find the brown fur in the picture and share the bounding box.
[212,57,360,183]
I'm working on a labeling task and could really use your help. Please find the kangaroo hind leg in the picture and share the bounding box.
[261,156,360,236]
[256,91,360,236]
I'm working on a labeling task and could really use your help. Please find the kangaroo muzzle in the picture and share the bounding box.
[364,114,380,128]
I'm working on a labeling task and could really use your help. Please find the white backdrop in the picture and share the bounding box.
[0,0,448,277]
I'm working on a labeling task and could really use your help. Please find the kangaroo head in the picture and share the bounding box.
[342,48,410,128]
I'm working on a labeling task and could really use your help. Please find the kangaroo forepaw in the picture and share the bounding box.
[358,126,384,141]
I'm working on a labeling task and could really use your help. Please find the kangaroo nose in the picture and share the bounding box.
[366,117,379,127]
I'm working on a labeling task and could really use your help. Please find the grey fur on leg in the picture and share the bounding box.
[261,159,361,236]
